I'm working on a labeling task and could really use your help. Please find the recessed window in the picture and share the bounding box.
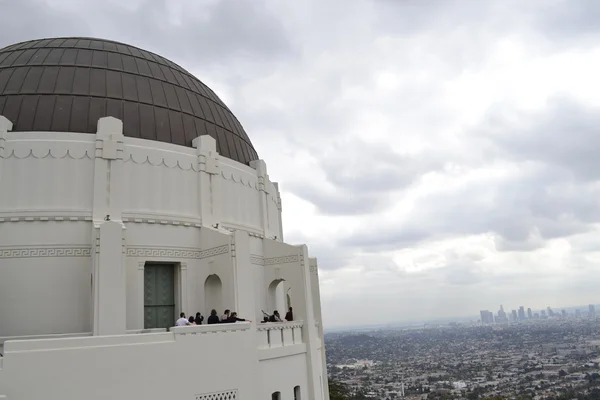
[271,392,281,400]
[294,386,301,400]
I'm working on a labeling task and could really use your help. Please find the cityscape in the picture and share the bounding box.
[326,304,600,400]
[480,305,597,325]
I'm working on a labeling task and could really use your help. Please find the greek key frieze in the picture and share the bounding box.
[126,244,229,259]
[264,254,299,265]
[0,246,92,259]
[251,254,299,266]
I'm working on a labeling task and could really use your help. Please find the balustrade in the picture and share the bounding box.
[257,321,303,348]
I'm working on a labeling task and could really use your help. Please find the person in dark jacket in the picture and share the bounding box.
[195,312,204,325]
[269,310,282,322]
[225,312,251,323]
[207,309,220,324]
[285,307,293,321]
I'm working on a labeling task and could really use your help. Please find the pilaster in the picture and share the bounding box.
[0,115,13,186]
[296,245,325,400]
[92,220,127,336]
[273,182,284,242]
[138,262,145,329]
[230,230,261,400]
[310,257,330,400]
[91,117,127,336]
[179,262,189,315]
[92,117,125,223]
[231,230,256,320]
[193,135,222,228]
[250,159,270,237]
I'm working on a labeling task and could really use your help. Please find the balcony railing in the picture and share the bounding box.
[170,322,250,336]
[257,321,303,348]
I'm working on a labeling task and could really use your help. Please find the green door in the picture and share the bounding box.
[144,264,175,329]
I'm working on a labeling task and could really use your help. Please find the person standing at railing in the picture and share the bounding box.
[207,309,220,324]
[220,309,230,322]
[285,307,293,321]
[175,312,190,326]
[195,312,204,325]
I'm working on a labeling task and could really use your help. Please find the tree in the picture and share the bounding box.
[329,380,352,400]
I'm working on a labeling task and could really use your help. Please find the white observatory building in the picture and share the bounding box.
[0,37,329,400]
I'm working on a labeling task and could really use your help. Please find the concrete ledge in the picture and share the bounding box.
[171,322,250,335]
[126,328,167,334]
[0,332,92,345]
[4,332,174,353]
[258,343,307,361]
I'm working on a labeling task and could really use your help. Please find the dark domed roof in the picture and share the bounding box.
[0,37,258,165]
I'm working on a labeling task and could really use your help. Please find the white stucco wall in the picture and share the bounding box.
[0,117,328,400]
[0,127,283,338]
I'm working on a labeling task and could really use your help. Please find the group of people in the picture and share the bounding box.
[174,306,294,327]
[175,309,249,326]
[261,307,294,323]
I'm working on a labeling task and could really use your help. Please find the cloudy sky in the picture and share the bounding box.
[3,0,600,328]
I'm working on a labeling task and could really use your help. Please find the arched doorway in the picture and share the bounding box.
[286,287,292,310]
[267,279,286,315]
[204,274,223,316]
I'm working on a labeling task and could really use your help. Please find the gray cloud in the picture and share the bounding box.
[341,98,600,251]
[0,0,91,45]
[533,0,600,46]
[283,139,442,215]
[0,0,294,68]
[482,97,600,181]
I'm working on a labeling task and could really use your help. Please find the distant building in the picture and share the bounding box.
[511,310,518,322]
[589,304,596,318]
[561,309,567,318]
[480,310,494,324]
[497,305,508,323]
[576,309,582,318]
[518,306,526,321]
[547,307,555,317]
[527,308,533,319]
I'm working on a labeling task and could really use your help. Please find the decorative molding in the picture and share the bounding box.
[257,321,304,331]
[250,255,264,265]
[220,222,263,238]
[250,254,299,266]
[268,255,298,265]
[220,169,258,189]
[122,213,202,228]
[0,246,92,259]
[126,244,229,259]
[1,147,94,160]
[230,237,236,260]
[123,152,199,171]
[195,390,238,400]
[0,214,92,223]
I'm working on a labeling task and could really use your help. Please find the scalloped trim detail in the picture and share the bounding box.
[123,152,199,171]
[220,170,259,189]
[3,147,93,160]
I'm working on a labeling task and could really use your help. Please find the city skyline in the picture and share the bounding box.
[480,302,597,323]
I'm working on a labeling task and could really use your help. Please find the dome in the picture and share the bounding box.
[0,37,258,165]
